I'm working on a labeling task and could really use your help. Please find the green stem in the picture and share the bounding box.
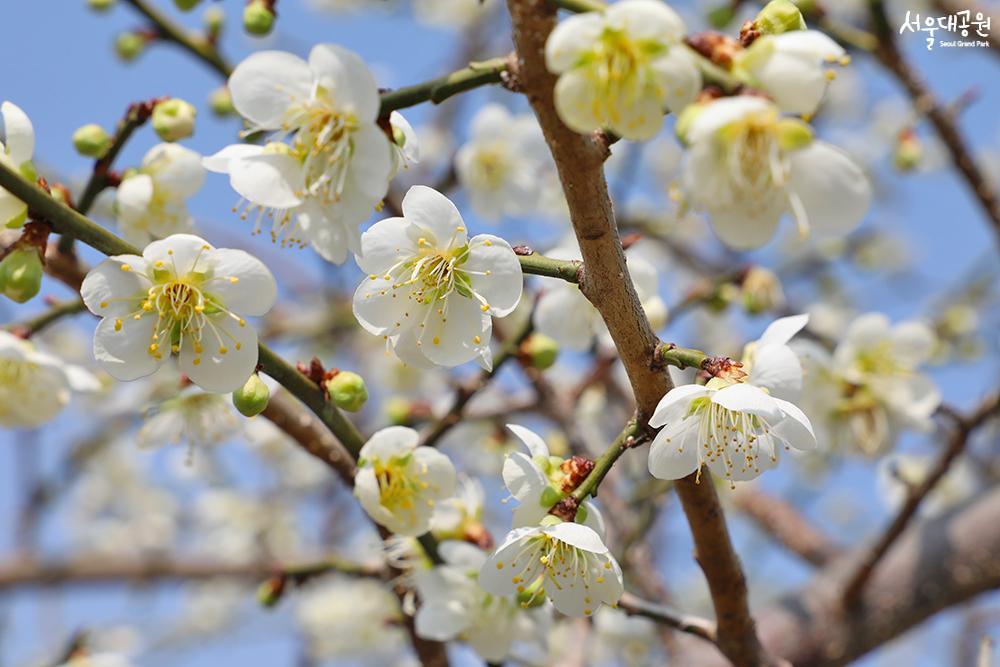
[4,299,87,337]
[122,0,232,78]
[553,0,607,12]
[517,252,582,283]
[571,420,646,502]
[657,343,709,371]
[0,159,365,457]
[379,56,511,118]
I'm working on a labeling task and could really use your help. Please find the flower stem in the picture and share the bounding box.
[516,251,582,283]
[571,419,648,502]
[3,298,86,338]
[378,56,512,118]
[121,0,232,78]
[553,0,606,12]
[656,343,709,371]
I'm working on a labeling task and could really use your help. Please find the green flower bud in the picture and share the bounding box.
[522,333,559,370]
[203,6,225,32]
[173,0,201,11]
[152,98,197,142]
[574,503,588,524]
[384,397,412,425]
[232,373,270,417]
[0,247,43,304]
[243,0,275,36]
[256,575,285,607]
[72,124,112,159]
[115,32,145,62]
[325,371,368,412]
[208,86,235,116]
[539,485,563,508]
[893,134,922,172]
[776,118,814,151]
[755,0,806,36]
[87,0,116,11]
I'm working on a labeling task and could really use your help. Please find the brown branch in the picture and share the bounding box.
[504,2,768,665]
[619,592,719,644]
[732,487,845,568]
[842,392,1000,605]
[870,0,1000,246]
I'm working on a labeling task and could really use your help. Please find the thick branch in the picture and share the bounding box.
[732,487,844,568]
[504,2,768,665]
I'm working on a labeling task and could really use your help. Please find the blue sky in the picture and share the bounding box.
[1,1,998,666]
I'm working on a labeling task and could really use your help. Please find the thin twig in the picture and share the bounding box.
[618,592,718,644]
[121,0,232,78]
[732,487,844,567]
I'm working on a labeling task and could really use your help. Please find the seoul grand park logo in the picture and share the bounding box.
[900,9,992,50]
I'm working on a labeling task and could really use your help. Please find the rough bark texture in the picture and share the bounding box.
[504,2,769,664]
[677,486,1000,666]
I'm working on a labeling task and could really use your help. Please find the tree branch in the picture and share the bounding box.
[732,487,845,568]
[504,2,769,664]
[619,591,718,644]
[121,0,232,78]
[379,55,514,118]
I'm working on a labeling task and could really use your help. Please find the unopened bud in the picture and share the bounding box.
[173,0,201,11]
[740,266,784,315]
[244,0,275,36]
[203,6,225,33]
[0,247,43,304]
[776,118,814,151]
[256,575,285,608]
[88,0,116,11]
[233,373,270,417]
[72,124,112,159]
[325,370,368,412]
[522,333,559,370]
[208,87,235,116]
[115,32,146,62]
[755,0,807,35]
[152,98,197,142]
[384,397,412,425]
[893,132,922,172]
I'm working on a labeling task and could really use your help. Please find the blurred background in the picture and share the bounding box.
[0,0,999,665]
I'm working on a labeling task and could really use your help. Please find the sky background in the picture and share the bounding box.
[0,0,999,665]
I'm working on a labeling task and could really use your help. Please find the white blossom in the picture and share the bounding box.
[681,95,871,249]
[480,519,624,617]
[413,0,497,29]
[55,654,135,667]
[0,331,99,428]
[352,186,523,370]
[354,426,457,536]
[878,453,977,517]
[206,44,409,264]
[0,101,35,228]
[545,0,700,140]
[116,143,205,246]
[455,103,550,220]
[136,387,240,452]
[414,541,529,662]
[81,233,277,393]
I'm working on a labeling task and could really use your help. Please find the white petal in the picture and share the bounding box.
[419,296,491,368]
[1,102,34,164]
[144,233,214,275]
[608,0,686,42]
[348,123,393,201]
[787,140,870,236]
[298,204,351,265]
[708,204,782,250]
[647,418,701,479]
[503,451,548,502]
[506,423,549,459]
[415,601,467,641]
[93,314,162,381]
[354,466,394,526]
[545,12,605,73]
[144,143,205,198]
[308,44,380,122]
[750,344,803,400]
[228,152,304,210]
[648,384,711,427]
[413,447,457,498]
[758,313,809,347]
[137,410,185,449]
[464,235,523,317]
[401,186,467,248]
[359,425,419,461]
[115,174,154,228]
[553,69,604,136]
[479,528,542,595]
[356,215,420,274]
[81,255,149,317]
[771,397,817,451]
[533,285,597,352]
[652,48,701,115]
[352,275,405,336]
[686,96,774,145]
[711,383,782,420]
[546,521,607,554]
[179,316,258,393]
[202,144,264,173]
[228,51,314,129]
[205,248,277,316]
[890,321,936,367]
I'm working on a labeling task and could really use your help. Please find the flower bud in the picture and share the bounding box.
[173,0,201,11]
[152,98,197,142]
[244,0,275,36]
[325,370,368,412]
[740,266,784,315]
[384,396,413,425]
[115,32,146,62]
[521,333,559,370]
[88,0,116,11]
[755,0,806,35]
[893,131,922,172]
[208,86,235,116]
[256,575,285,608]
[72,124,112,159]
[0,247,43,304]
[776,118,814,151]
[203,6,225,33]
[232,373,270,417]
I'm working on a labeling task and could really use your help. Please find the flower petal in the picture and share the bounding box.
[546,521,608,553]
[205,248,277,316]
[649,384,711,427]
[401,186,467,248]
[228,51,314,129]
[647,417,701,479]
[144,233,214,275]
[93,314,162,381]
[419,296,491,368]
[771,397,817,451]
[308,44,380,122]
[144,143,205,198]
[787,140,870,237]
[533,284,597,352]
[758,313,809,347]
[1,102,34,164]
[545,12,605,73]
[179,315,258,393]
[359,425,419,461]
[464,234,523,317]
[711,383,782,420]
[506,423,549,459]
[202,144,264,173]
[228,152,304,210]
[81,255,149,317]
[356,215,421,275]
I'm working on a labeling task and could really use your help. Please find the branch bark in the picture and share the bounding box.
[504,2,769,664]
[732,487,845,568]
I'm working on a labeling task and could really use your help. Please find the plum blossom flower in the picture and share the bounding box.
[877,453,977,518]
[352,186,523,370]
[534,240,665,351]
[354,426,457,536]
[545,0,700,140]
[413,0,498,29]
[0,101,36,228]
[205,44,407,264]
[681,95,871,249]
[455,104,551,220]
[136,387,241,453]
[0,331,99,428]
[739,313,809,401]
[116,143,205,246]
[793,313,940,455]
[502,424,604,529]
[480,519,624,617]
[414,541,530,662]
[734,31,849,116]
[81,233,277,393]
